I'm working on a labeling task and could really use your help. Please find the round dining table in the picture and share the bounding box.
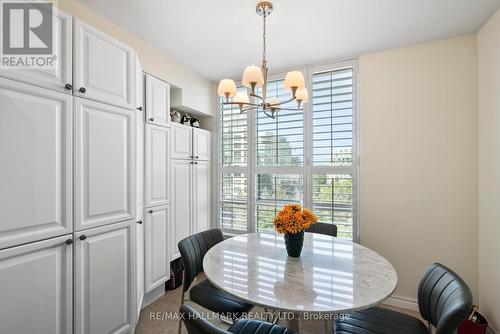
[203,232,398,332]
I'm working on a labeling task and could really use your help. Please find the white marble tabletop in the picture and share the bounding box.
[203,232,398,314]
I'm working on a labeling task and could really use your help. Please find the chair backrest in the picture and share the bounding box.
[178,228,224,292]
[418,263,473,334]
[305,222,338,237]
[180,304,231,334]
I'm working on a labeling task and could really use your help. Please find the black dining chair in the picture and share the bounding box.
[177,229,254,334]
[180,304,297,334]
[334,263,473,334]
[306,222,338,237]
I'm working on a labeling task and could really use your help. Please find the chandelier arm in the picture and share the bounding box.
[250,93,265,102]
[241,106,260,113]
[271,96,296,106]
[262,108,276,119]
[222,102,260,107]
[273,107,303,111]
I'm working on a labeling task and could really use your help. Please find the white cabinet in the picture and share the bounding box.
[135,212,144,322]
[193,128,211,161]
[144,205,170,292]
[145,74,170,127]
[0,10,73,94]
[145,125,170,207]
[0,235,73,334]
[171,123,192,160]
[74,19,136,110]
[74,220,136,334]
[135,55,144,113]
[0,78,72,249]
[192,161,211,234]
[170,160,192,260]
[136,108,145,215]
[74,98,136,231]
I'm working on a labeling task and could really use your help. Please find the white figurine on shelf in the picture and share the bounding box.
[170,110,181,123]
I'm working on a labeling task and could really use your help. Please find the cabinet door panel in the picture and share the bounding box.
[171,160,191,260]
[171,123,192,160]
[75,221,135,334]
[193,161,211,233]
[135,55,144,112]
[75,98,136,231]
[0,235,72,334]
[193,128,211,161]
[0,78,72,249]
[145,74,170,127]
[135,212,144,321]
[74,19,135,110]
[136,109,145,214]
[145,125,170,207]
[144,205,170,292]
[0,10,72,93]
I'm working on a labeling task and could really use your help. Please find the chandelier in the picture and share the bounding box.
[217,1,308,119]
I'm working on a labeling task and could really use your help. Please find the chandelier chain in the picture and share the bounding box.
[262,11,267,63]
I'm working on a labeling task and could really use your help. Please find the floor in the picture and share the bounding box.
[135,283,422,334]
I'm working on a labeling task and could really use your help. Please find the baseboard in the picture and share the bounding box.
[488,325,498,334]
[141,285,166,309]
[382,295,419,312]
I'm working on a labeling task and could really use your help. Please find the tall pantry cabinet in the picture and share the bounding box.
[170,123,211,260]
[0,13,137,334]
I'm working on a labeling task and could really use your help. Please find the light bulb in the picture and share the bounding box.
[295,88,309,103]
[217,79,237,98]
[233,92,249,104]
[242,65,264,89]
[284,71,305,92]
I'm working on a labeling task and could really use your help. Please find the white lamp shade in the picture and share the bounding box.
[284,71,305,90]
[242,65,264,88]
[218,79,237,97]
[233,92,250,104]
[295,88,309,103]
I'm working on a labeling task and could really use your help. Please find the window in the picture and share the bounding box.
[218,60,357,239]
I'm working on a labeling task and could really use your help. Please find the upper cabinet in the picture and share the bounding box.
[193,128,211,161]
[145,125,170,208]
[0,10,73,94]
[0,78,72,249]
[74,98,136,231]
[135,55,144,113]
[73,19,136,110]
[145,74,170,127]
[171,123,192,160]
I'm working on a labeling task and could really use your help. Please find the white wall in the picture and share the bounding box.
[478,8,500,332]
[58,0,216,115]
[358,35,479,301]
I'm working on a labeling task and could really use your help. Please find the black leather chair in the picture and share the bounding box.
[180,304,296,334]
[306,222,338,237]
[334,263,473,334]
[177,229,254,334]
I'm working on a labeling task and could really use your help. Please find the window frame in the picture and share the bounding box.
[216,59,359,240]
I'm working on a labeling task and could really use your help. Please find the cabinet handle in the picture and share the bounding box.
[190,155,194,159]
[65,84,73,91]
[137,106,143,111]
[65,239,73,245]
[79,87,86,93]
[148,117,154,122]
[195,156,199,159]
[190,161,194,164]
[194,162,198,165]
[148,209,154,214]
[137,220,143,224]
[79,235,87,241]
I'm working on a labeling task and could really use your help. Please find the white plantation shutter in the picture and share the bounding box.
[219,86,249,231]
[311,65,356,239]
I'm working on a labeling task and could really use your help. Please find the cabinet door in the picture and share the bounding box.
[74,19,136,110]
[171,160,191,260]
[0,78,72,249]
[0,235,72,334]
[0,10,72,94]
[145,125,170,207]
[136,109,145,214]
[75,220,136,334]
[192,161,211,234]
[144,205,170,292]
[135,55,144,112]
[171,123,192,160]
[193,128,211,161]
[145,74,170,127]
[135,212,144,322]
[74,98,136,231]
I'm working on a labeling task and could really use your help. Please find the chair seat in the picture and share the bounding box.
[189,279,253,318]
[229,319,297,334]
[334,306,429,334]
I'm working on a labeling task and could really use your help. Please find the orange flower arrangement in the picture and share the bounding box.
[273,204,318,234]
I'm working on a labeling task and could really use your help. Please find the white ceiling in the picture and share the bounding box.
[76,0,500,81]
